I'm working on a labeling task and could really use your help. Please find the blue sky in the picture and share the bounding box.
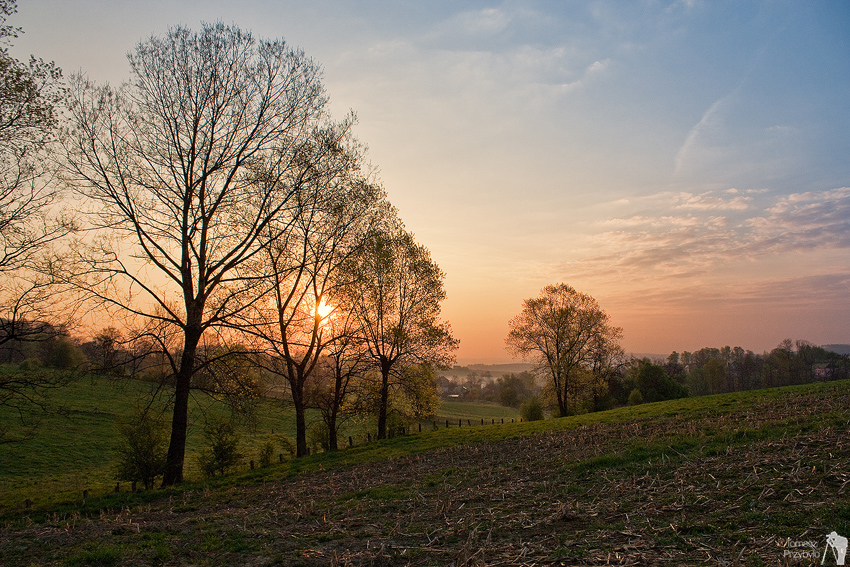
[11,0,850,362]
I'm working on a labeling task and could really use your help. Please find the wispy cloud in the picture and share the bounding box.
[562,187,850,285]
[674,93,735,175]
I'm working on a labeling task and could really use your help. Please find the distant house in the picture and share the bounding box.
[815,364,836,379]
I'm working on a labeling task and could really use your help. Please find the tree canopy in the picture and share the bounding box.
[506,283,622,417]
[62,23,329,485]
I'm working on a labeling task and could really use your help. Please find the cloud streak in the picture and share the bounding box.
[563,187,850,286]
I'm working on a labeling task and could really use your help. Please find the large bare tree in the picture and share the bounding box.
[506,283,623,417]
[344,226,457,440]
[62,23,326,485]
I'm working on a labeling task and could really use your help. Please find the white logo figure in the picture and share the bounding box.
[822,531,848,565]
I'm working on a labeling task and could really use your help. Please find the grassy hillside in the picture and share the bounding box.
[0,375,518,512]
[1,379,849,566]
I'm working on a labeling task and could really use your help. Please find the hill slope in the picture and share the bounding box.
[1,381,849,566]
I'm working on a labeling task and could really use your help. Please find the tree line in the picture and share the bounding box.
[0,12,457,485]
[504,284,849,416]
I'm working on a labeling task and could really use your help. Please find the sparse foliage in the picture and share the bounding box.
[343,225,457,439]
[62,23,327,484]
[245,122,385,457]
[0,1,75,416]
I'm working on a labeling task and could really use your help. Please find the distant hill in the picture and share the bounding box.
[822,344,850,356]
[467,362,534,374]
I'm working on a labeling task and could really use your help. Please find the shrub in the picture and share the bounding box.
[258,439,275,467]
[308,422,330,453]
[115,410,167,490]
[44,337,86,370]
[198,418,243,478]
[19,358,42,371]
[628,388,644,406]
[279,435,296,460]
[520,396,544,421]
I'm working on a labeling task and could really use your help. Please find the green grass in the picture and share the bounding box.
[434,400,519,421]
[2,378,849,565]
[3,374,848,520]
[0,374,520,513]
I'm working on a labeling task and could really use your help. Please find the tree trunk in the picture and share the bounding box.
[377,366,390,440]
[162,325,202,486]
[292,388,308,458]
[327,409,338,451]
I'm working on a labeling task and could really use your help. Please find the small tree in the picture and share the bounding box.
[198,418,243,478]
[115,410,167,490]
[344,225,457,439]
[520,396,544,421]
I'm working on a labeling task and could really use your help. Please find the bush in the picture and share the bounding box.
[44,337,86,370]
[115,410,167,490]
[308,422,330,452]
[628,388,644,406]
[258,439,276,467]
[520,396,544,421]
[280,435,296,459]
[198,418,243,478]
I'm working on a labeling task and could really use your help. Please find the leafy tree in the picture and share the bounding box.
[506,283,622,417]
[115,410,167,490]
[62,24,327,485]
[308,307,372,451]
[198,418,243,478]
[494,371,537,409]
[343,225,457,439]
[629,359,686,403]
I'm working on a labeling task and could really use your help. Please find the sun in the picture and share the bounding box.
[315,297,334,320]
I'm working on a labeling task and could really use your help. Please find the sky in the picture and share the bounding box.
[9,0,850,363]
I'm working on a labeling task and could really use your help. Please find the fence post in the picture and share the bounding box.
[418,423,422,433]
[446,419,449,428]
[458,419,462,427]
[250,460,255,470]
[481,418,484,425]
[349,436,353,448]
[279,453,284,463]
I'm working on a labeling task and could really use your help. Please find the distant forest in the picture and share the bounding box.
[436,340,850,415]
